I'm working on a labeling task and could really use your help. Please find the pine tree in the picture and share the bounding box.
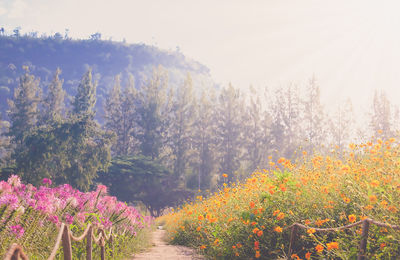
[302,77,326,154]
[168,74,196,185]
[215,84,244,182]
[41,68,66,123]
[244,86,265,171]
[192,89,217,190]
[104,74,138,155]
[7,66,41,145]
[136,66,170,160]
[370,90,393,139]
[329,99,353,153]
[72,68,96,117]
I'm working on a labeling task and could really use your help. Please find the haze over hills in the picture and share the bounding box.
[0,34,215,120]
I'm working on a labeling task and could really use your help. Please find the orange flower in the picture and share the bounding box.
[370,180,379,187]
[254,241,259,249]
[307,228,316,234]
[196,226,201,231]
[343,197,351,203]
[348,214,357,223]
[291,254,300,260]
[198,215,204,220]
[277,212,285,220]
[274,226,283,233]
[278,157,285,164]
[222,173,228,178]
[249,201,255,208]
[369,195,377,204]
[280,184,287,192]
[200,245,206,249]
[273,209,280,216]
[327,242,339,250]
[257,230,263,237]
[255,250,261,258]
[315,244,324,253]
[305,252,312,259]
[380,243,386,249]
[253,228,259,234]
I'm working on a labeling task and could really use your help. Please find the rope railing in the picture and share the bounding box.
[287,218,400,260]
[3,222,117,260]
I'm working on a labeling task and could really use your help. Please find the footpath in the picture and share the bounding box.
[133,227,204,260]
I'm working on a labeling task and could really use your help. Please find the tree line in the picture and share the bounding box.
[0,66,399,213]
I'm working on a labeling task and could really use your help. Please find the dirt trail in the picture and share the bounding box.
[133,227,204,260]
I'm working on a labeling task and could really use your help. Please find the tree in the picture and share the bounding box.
[72,68,96,118]
[104,74,138,156]
[7,67,41,145]
[15,69,113,190]
[97,156,192,217]
[168,74,196,184]
[136,66,170,159]
[370,90,393,139]
[302,77,326,154]
[41,68,66,123]
[329,99,353,153]
[244,86,265,171]
[192,89,217,190]
[215,84,244,182]
[0,113,10,170]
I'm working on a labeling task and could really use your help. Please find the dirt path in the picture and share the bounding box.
[133,227,205,260]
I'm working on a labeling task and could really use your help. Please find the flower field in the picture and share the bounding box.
[162,138,400,259]
[0,176,153,258]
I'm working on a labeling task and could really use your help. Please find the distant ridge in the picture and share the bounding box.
[0,34,215,120]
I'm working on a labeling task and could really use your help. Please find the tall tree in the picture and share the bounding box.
[104,74,138,155]
[244,86,265,171]
[72,68,96,117]
[302,77,326,154]
[0,113,10,169]
[7,66,41,145]
[370,90,393,139]
[168,74,196,184]
[215,84,244,182]
[41,68,66,123]
[192,89,217,190]
[329,99,353,153]
[136,66,170,160]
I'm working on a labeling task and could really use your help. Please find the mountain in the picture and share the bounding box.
[0,34,215,120]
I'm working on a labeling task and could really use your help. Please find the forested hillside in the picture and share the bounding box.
[0,33,214,120]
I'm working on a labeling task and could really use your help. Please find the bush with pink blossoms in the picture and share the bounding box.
[0,175,153,258]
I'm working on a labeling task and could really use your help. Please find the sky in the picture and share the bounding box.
[1,0,400,111]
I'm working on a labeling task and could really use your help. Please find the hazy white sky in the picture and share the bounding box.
[1,0,400,109]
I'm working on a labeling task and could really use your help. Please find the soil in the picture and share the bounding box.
[132,227,205,260]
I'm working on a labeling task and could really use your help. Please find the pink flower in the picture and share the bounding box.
[96,185,108,195]
[48,215,59,224]
[64,214,74,225]
[42,178,52,185]
[9,225,24,238]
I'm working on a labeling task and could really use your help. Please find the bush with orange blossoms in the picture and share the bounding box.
[161,139,400,259]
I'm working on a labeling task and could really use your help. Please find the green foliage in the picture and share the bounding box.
[97,155,193,216]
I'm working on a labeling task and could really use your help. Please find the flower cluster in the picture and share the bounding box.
[162,138,400,259]
[0,176,153,257]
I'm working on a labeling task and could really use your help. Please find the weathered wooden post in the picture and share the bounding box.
[62,225,72,260]
[86,225,93,260]
[357,219,370,260]
[287,224,298,260]
[100,236,106,260]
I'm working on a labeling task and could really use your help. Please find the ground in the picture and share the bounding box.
[133,227,204,260]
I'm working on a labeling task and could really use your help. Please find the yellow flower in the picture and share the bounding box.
[307,228,316,234]
[274,226,283,233]
[348,214,356,223]
[327,242,339,250]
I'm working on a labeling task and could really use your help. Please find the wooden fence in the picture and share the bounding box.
[3,223,115,260]
[287,218,400,260]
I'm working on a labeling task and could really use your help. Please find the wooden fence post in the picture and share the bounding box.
[287,224,298,259]
[86,226,93,260]
[62,225,72,260]
[100,237,105,260]
[357,219,370,260]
